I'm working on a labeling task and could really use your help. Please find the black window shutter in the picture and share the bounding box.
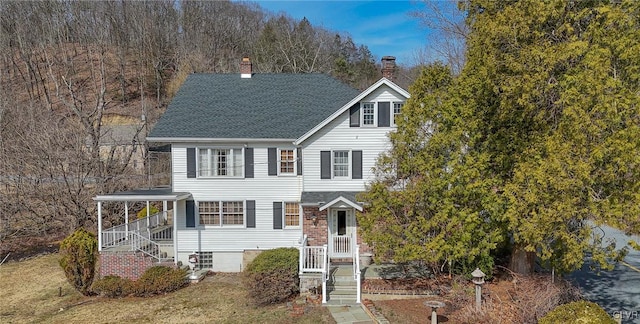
[246,200,256,228]
[349,103,360,127]
[273,202,283,229]
[244,148,254,178]
[320,151,331,179]
[186,200,195,228]
[352,150,363,179]
[378,102,391,127]
[186,148,196,178]
[268,148,277,176]
[296,148,303,175]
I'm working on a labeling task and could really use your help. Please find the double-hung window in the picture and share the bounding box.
[198,148,242,177]
[279,149,295,175]
[362,102,375,126]
[199,201,244,226]
[333,151,349,178]
[393,102,404,126]
[284,202,300,227]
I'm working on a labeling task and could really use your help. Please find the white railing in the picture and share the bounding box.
[130,232,173,262]
[322,244,329,304]
[332,234,351,256]
[353,244,361,304]
[101,231,129,248]
[298,234,308,274]
[101,211,171,247]
[301,246,327,272]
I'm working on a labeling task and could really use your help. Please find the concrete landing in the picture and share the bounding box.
[327,304,375,324]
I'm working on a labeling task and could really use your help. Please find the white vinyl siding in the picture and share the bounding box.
[302,85,405,191]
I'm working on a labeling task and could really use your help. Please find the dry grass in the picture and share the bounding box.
[0,254,335,324]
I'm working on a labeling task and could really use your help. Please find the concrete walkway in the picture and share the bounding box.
[327,304,375,324]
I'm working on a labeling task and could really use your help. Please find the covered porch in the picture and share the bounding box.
[298,191,366,304]
[94,188,191,274]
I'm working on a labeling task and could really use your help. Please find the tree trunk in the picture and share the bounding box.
[509,244,536,275]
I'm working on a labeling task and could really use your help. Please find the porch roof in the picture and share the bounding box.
[93,187,191,202]
[300,191,363,211]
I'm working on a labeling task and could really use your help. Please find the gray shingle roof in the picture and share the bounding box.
[149,73,359,139]
[301,191,363,204]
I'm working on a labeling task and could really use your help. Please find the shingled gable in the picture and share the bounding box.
[293,77,410,145]
[147,73,359,141]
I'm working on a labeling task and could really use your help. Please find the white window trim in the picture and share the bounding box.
[360,102,376,127]
[197,200,246,228]
[282,202,301,229]
[277,148,297,176]
[332,150,351,179]
[392,101,404,127]
[196,147,244,178]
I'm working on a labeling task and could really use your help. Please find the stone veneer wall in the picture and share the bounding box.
[99,251,174,280]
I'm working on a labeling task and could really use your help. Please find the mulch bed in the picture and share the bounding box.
[362,277,449,295]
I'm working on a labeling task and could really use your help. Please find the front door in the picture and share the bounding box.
[328,209,355,258]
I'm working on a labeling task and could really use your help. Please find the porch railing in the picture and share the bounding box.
[332,234,352,256]
[130,232,173,262]
[101,211,172,247]
[298,234,329,304]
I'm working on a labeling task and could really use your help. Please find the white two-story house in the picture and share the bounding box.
[95,57,409,303]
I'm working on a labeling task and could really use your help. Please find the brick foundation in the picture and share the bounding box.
[99,251,175,280]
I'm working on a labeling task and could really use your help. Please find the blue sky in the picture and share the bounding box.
[249,1,434,65]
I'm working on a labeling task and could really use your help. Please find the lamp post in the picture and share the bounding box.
[471,268,485,311]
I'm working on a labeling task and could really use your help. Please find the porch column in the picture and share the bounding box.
[146,201,151,228]
[163,200,168,223]
[124,201,129,239]
[97,201,102,252]
[173,200,178,265]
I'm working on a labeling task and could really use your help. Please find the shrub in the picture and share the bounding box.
[92,275,134,298]
[539,300,615,324]
[137,205,160,219]
[133,266,188,296]
[59,228,98,296]
[244,247,299,305]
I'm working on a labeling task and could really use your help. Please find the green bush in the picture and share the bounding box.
[59,228,98,296]
[244,247,299,305]
[92,275,134,298]
[137,205,160,219]
[133,266,188,296]
[539,300,615,324]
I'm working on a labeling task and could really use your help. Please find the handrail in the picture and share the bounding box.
[322,243,329,304]
[102,211,169,247]
[354,243,361,304]
[298,234,308,274]
[130,231,173,262]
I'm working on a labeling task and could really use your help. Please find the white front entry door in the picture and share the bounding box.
[328,209,355,258]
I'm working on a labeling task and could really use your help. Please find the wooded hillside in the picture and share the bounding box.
[0,0,417,253]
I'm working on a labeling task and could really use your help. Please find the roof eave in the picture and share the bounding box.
[147,137,297,144]
[294,77,410,145]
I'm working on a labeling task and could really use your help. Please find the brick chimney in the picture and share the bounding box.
[381,56,396,81]
[240,57,252,78]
